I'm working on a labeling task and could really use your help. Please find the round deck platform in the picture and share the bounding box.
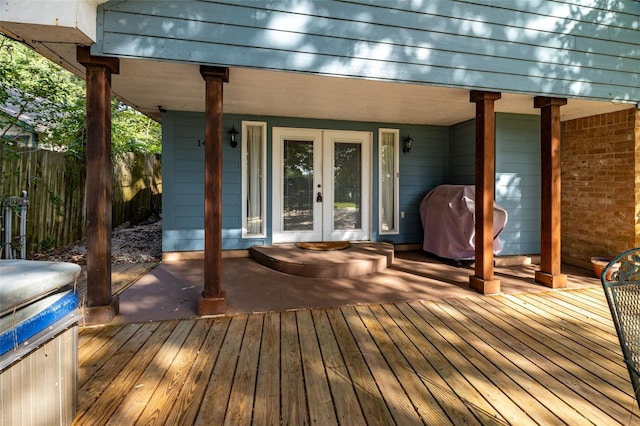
[249,242,394,278]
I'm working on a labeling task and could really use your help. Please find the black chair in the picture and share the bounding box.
[601,248,640,409]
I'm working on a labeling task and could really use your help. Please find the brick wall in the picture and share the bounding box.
[561,108,640,269]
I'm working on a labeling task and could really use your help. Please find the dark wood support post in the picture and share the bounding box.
[469,90,501,294]
[534,96,568,288]
[77,46,120,324]
[198,66,229,315]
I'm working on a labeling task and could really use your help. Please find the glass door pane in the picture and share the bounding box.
[333,142,362,230]
[283,139,314,231]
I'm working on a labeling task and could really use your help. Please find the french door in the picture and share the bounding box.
[272,128,371,243]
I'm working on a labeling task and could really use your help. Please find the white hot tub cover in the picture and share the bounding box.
[419,185,508,260]
[0,259,81,316]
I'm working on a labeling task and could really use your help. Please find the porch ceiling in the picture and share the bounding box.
[114,58,633,125]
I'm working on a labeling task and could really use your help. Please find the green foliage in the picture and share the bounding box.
[40,235,56,252]
[0,34,162,161]
[47,187,64,215]
[112,100,162,155]
[47,96,87,159]
[0,34,162,253]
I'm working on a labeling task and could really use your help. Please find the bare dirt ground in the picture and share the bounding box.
[29,218,162,264]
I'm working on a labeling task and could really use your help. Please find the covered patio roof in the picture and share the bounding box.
[87,58,636,125]
[1,0,635,125]
[5,33,634,125]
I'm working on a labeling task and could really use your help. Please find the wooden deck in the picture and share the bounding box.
[75,262,158,303]
[74,287,639,425]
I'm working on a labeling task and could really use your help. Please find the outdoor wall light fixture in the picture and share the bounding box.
[403,135,413,154]
[228,125,239,148]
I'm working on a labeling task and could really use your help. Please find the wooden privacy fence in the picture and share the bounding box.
[1,147,161,257]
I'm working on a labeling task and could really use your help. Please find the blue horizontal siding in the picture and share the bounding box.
[162,111,243,239]
[449,119,475,185]
[163,110,547,255]
[99,9,639,82]
[175,193,202,205]
[495,113,541,256]
[447,114,541,256]
[162,111,452,251]
[96,0,640,102]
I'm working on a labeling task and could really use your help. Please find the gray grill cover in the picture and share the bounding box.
[419,185,508,260]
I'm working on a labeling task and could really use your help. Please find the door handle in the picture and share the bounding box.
[316,192,323,202]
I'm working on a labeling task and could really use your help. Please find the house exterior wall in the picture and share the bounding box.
[449,119,475,185]
[161,111,206,252]
[162,110,546,254]
[449,114,541,256]
[95,0,640,104]
[561,107,640,269]
[93,0,640,259]
[166,105,640,263]
[161,111,450,252]
[495,113,541,256]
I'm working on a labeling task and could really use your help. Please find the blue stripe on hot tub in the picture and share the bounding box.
[0,290,79,356]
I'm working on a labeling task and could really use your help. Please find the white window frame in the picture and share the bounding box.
[241,121,267,238]
[378,128,399,235]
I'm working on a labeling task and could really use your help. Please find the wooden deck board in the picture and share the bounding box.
[483,295,629,384]
[326,307,396,424]
[135,319,211,425]
[443,298,575,420]
[78,323,143,387]
[106,320,197,424]
[75,321,178,425]
[74,288,640,426]
[164,316,231,426]
[556,288,611,315]
[311,309,366,425]
[343,305,423,425]
[225,314,263,425]
[280,311,308,425]
[253,312,280,426]
[498,294,622,359]
[356,304,453,425]
[515,293,621,351]
[530,291,615,328]
[195,315,248,425]
[411,299,540,425]
[446,297,618,425]
[376,303,483,425]
[76,322,161,418]
[391,301,506,424]
[297,310,338,425]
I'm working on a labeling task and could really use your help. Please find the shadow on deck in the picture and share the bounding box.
[79,248,600,325]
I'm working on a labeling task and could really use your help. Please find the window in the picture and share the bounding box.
[242,121,267,238]
[378,129,399,234]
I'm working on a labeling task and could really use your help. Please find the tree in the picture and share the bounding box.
[0,34,161,165]
[0,34,162,254]
[0,36,78,165]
